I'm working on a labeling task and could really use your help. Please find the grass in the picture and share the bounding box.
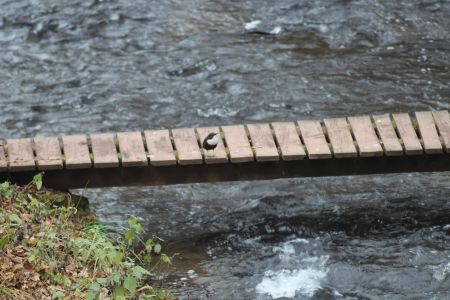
[0,174,174,300]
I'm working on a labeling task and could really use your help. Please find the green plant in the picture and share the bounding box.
[0,175,173,300]
[79,216,172,300]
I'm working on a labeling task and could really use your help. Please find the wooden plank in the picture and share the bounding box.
[62,135,92,169]
[117,132,148,167]
[393,113,423,155]
[297,120,331,159]
[271,122,306,160]
[323,118,357,158]
[347,116,383,157]
[90,133,119,168]
[144,130,176,166]
[221,125,254,163]
[373,114,403,156]
[6,138,35,171]
[196,127,228,164]
[246,123,279,161]
[432,110,450,152]
[0,142,7,171]
[172,128,203,165]
[415,111,443,154]
[34,136,63,170]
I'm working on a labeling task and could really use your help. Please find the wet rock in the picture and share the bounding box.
[244,20,283,35]
[43,190,90,213]
[167,60,216,77]
[245,20,262,31]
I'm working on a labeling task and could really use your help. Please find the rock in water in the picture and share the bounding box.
[244,20,283,35]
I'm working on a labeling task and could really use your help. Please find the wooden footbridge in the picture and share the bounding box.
[0,111,449,189]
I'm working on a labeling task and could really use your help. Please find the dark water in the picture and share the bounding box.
[1,0,450,298]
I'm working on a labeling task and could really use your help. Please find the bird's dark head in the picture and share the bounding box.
[206,132,218,139]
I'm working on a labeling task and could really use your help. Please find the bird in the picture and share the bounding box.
[202,133,219,151]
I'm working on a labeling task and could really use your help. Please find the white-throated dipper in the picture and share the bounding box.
[202,133,219,151]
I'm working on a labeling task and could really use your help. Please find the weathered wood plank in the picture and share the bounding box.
[415,111,443,154]
[90,133,119,168]
[221,125,254,163]
[373,114,403,156]
[196,127,228,164]
[62,135,92,169]
[6,138,36,171]
[34,136,63,170]
[145,130,177,166]
[117,132,148,167]
[432,110,450,152]
[348,116,383,157]
[0,143,6,171]
[172,128,203,165]
[393,113,423,155]
[271,122,306,160]
[246,123,279,161]
[324,118,357,158]
[297,120,332,159]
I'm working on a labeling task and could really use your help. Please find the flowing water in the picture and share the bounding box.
[1,0,450,298]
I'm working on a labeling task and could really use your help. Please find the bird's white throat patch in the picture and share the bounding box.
[206,135,219,146]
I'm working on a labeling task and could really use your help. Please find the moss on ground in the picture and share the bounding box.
[0,174,173,300]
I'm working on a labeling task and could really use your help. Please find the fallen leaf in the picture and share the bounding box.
[32,273,40,282]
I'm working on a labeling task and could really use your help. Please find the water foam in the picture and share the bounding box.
[256,267,327,298]
[256,239,328,299]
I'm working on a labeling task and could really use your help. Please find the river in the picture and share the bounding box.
[0,0,449,299]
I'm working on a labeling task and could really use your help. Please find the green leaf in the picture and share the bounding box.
[127,216,137,227]
[89,282,101,292]
[80,278,92,287]
[85,290,97,300]
[111,273,122,284]
[135,223,143,234]
[0,182,12,197]
[0,237,10,251]
[131,266,150,279]
[96,278,108,285]
[161,253,172,265]
[33,173,43,190]
[145,239,153,251]
[63,277,72,288]
[9,213,22,224]
[113,286,125,299]
[153,243,161,254]
[109,250,124,265]
[52,290,64,299]
[124,229,135,245]
[28,254,35,262]
[80,249,90,261]
[123,276,137,294]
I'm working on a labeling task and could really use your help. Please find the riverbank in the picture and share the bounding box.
[0,174,173,300]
